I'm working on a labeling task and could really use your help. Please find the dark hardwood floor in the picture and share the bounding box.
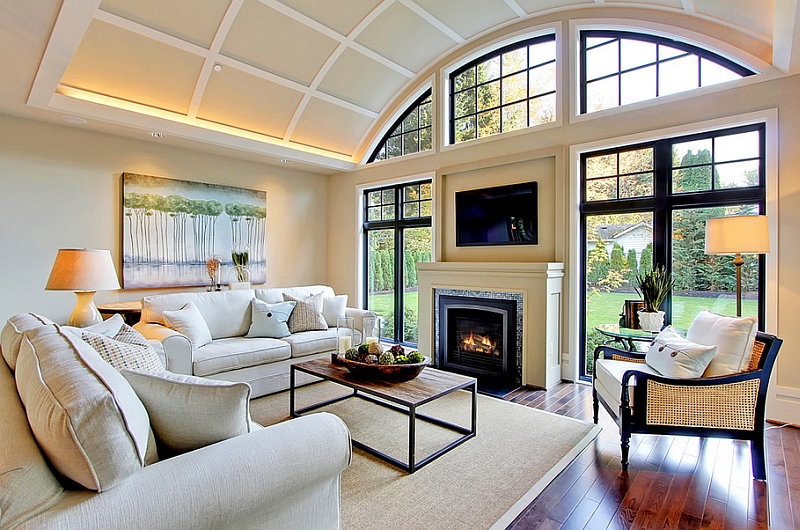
[501,382,800,530]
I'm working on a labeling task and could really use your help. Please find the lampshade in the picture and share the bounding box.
[705,215,770,255]
[45,249,121,291]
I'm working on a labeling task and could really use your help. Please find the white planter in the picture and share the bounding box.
[638,310,665,332]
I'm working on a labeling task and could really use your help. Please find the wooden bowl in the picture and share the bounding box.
[338,356,430,381]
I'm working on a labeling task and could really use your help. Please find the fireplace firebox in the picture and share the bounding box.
[438,295,518,388]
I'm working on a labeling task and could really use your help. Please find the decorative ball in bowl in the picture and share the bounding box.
[339,343,429,381]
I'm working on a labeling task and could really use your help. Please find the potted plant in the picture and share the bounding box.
[634,265,673,332]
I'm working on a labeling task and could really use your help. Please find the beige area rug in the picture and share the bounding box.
[250,382,601,530]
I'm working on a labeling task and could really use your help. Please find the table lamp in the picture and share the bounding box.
[705,215,769,317]
[45,249,121,327]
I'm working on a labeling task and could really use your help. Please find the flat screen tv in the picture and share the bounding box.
[455,182,538,247]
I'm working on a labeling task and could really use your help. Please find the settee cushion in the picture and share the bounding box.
[1,312,53,370]
[322,294,348,327]
[15,325,154,491]
[142,290,254,339]
[282,330,339,358]
[687,309,758,376]
[246,298,295,338]
[163,302,213,348]
[121,370,253,456]
[82,324,165,372]
[594,358,661,414]
[0,360,64,529]
[284,292,328,333]
[192,337,292,377]
[645,326,718,378]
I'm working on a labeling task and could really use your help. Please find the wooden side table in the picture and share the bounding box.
[97,301,142,325]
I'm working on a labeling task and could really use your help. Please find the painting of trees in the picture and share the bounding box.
[122,173,267,288]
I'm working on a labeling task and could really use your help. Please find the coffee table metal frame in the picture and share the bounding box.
[290,360,477,473]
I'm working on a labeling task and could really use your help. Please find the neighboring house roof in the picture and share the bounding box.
[591,221,652,244]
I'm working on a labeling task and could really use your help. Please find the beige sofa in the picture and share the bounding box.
[134,285,375,398]
[1,313,352,530]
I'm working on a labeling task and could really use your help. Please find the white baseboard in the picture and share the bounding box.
[767,384,800,425]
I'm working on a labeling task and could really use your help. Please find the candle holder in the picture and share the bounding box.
[362,316,381,347]
[334,316,354,363]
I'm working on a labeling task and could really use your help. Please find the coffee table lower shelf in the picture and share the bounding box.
[290,360,477,474]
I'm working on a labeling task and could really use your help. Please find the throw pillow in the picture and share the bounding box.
[322,294,348,328]
[121,369,252,456]
[246,299,296,338]
[82,325,165,372]
[283,292,328,333]
[1,312,54,370]
[686,309,758,377]
[163,302,213,348]
[645,326,718,378]
[63,313,125,338]
[14,325,154,491]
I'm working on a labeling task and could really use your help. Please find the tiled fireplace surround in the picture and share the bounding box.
[417,262,565,390]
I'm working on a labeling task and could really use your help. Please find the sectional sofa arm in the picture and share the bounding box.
[132,322,193,374]
[345,307,377,333]
[20,413,352,530]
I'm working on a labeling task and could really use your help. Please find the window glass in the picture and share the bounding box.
[580,31,755,114]
[368,90,433,163]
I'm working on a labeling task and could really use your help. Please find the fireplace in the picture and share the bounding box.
[438,294,518,388]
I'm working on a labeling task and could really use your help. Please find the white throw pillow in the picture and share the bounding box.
[645,326,718,378]
[283,292,328,333]
[63,313,125,338]
[82,324,165,372]
[686,309,758,376]
[121,369,252,455]
[246,298,296,338]
[163,302,213,348]
[14,325,154,491]
[322,294,348,327]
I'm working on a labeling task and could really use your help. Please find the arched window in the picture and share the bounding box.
[449,34,556,144]
[580,30,756,114]
[368,90,432,163]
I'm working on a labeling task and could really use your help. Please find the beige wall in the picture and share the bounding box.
[326,43,800,423]
[0,114,328,324]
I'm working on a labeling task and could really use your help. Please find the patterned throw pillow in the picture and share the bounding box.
[82,324,165,372]
[282,292,328,333]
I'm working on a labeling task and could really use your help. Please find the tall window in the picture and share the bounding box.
[363,180,432,345]
[369,90,432,163]
[581,124,766,377]
[580,30,756,114]
[450,34,556,144]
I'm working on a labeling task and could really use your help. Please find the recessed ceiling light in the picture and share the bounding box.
[213,64,222,72]
[149,132,165,138]
[278,158,291,163]
[60,115,87,124]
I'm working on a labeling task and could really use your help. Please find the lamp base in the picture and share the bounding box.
[68,290,103,328]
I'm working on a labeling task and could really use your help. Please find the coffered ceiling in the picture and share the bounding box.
[2,0,799,172]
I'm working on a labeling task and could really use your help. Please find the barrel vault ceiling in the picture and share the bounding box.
[3,0,800,172]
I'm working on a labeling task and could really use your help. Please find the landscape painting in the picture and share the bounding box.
[122,173,267,289]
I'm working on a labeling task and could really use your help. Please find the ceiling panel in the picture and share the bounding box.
[220,0,339,86]
[694,0,773,39]
[514,0,593,14]
[291,97,374,156]
[60,19,204,114]
[317,49,409,113]
[197,65,304,139]
[276,0,383,36]
[412,0,519,40]
[355,2,457,73]
[612,0,683,8]
[99,0,232,48]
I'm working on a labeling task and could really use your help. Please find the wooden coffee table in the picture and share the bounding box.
[290,359,477,473]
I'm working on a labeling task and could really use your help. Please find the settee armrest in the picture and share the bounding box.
[20,412,352,530]
[592,345,646,366]
[133,322,193,374]
[345,307,377,334]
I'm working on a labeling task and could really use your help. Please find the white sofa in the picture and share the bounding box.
[0,313,352,530]
[134,285,375,398]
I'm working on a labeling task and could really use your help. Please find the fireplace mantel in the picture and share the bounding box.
[417,262,564,389]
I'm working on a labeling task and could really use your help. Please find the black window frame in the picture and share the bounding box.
[579,30,756,115]
[362,179,432,345]
[449,33,557,145]
[579,122,767,380]
[368,90,433,163]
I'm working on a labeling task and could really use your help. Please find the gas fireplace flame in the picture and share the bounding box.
[460,331,499,356]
